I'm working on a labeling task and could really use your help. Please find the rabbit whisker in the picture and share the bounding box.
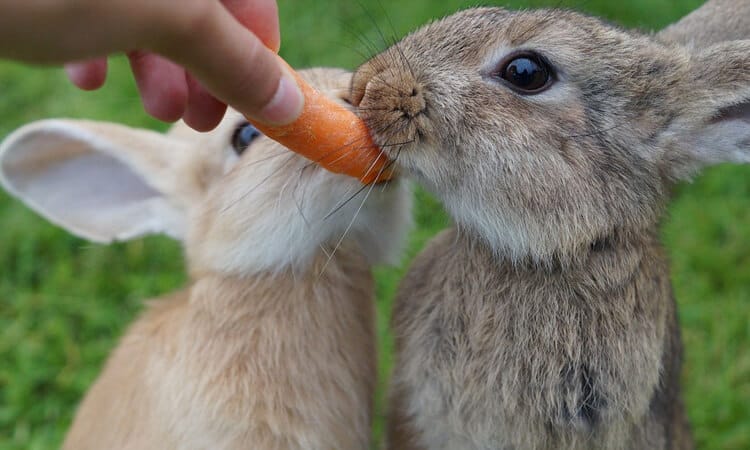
[323,128,411,221]
[318,134,412,220]
[379,144,405,193]
[282,164,312,229]
[318,150,389,277]
[322,139,393,220]
[324,182,371,221]
[355,106,404,112]
[346,25,387,63]
[358,0,392,50]
[566,123,626,139]
[294,135,373,176]
[237,149,291,169]
[341,40,382,67]
[359,0,417,86]
[220,153,299,215]
[294,132,395,181]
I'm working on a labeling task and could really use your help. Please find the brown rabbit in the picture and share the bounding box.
[350,1,750,449]
[0,69,412,450]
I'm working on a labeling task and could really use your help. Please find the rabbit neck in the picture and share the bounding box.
[186,243,373,316]
[391,227,685,449]
[134,244,377,449]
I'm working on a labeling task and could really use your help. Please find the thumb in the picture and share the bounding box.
[154,3,303,125]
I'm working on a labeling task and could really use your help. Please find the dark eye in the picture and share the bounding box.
[231,122,262,155]
[497,52,553,94]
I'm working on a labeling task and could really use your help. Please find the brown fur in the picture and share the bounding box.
[387,229,689,450]
[659,0,750,46]
[63,248,376,450]
[351,3,750,449]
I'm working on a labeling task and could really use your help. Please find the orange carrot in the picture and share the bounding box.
[247,59,393,185]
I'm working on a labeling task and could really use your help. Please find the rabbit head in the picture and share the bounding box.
[352,7,750,263]
[0,68,412,276]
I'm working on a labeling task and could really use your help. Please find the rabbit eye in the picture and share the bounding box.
[231,122,262,155]
[497,52,553,94]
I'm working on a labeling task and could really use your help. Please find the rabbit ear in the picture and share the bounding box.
[658,0,750,47]
[666,41,750,179]
[0,119,191,243]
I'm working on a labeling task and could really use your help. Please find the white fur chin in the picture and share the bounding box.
[447,196,535,262]
[189,174,413,276]
[440,181,592,264]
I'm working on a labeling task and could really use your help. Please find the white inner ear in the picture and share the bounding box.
[0,124,184,243]
[692,101,750,166]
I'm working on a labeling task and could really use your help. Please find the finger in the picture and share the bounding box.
[221,0,281,52]
[183,75,228,132]
[157,5,302,125]
[65,59,108,90]
[128,51,188,122]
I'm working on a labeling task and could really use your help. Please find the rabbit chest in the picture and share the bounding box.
[391,229,683,450]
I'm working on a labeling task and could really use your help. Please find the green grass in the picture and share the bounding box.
[0,0,748,449]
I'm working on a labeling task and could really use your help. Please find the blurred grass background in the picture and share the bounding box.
[1,0,748,449]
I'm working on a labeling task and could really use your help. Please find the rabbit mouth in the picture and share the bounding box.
[357,110,426,174]
[371,145,424,183]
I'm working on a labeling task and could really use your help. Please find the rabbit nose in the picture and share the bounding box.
[372,76,426,118]
[352,61,431,151]
[352,67,426,119]
[400,87,427,118]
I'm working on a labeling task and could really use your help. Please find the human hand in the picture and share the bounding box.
[0,0,303,131]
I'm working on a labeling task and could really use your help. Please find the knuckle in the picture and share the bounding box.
[160,0,218,45]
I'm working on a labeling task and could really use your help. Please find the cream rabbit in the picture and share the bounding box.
[350,1,750,449]
[0,68,411,450]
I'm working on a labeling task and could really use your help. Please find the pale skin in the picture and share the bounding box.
[0,0,304,131]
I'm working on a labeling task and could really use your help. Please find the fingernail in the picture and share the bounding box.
[259,73,304,125]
